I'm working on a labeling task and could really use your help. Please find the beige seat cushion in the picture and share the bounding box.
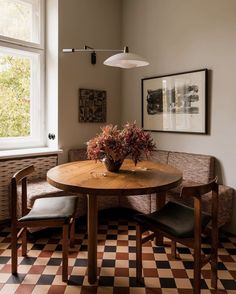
[19,196,78,222]
[17,179,87,219]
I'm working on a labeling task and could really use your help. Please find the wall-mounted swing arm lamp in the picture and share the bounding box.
[62,45,149,69]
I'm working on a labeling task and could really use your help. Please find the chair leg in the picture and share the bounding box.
[211,228,218,289]
[62,224,69,282]
[11,224,18,274]
[171,241,177,260]
[21,228,27,256]
[193,198,202,294]
[154,232,163,246]
[136,224,143,284]
[211,188,218,290]
[193,245,201,294]
[69,218,75,248]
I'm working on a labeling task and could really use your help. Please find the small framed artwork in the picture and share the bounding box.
[141,69,208,134]
[79,88,106,123]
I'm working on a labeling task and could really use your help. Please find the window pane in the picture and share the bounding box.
[0,0,40,43]
[0,47,42,139]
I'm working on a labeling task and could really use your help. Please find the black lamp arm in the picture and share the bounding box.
[62,45,127,65]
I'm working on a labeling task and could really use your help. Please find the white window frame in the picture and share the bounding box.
[0,0,45,150]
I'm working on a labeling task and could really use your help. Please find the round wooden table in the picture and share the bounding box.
[47,159,182,284]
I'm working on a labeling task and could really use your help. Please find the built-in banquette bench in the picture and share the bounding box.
[68,148,234,228]
[0,149,234,230]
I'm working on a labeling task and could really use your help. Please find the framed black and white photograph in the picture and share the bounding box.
[142,69,208,134]
[79,88,106,123]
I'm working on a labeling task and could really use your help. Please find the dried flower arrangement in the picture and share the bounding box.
[87,122,156,167]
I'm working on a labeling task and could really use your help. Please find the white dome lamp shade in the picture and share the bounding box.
[104,46,149,69]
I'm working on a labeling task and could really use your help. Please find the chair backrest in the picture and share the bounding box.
[181,177,219,231]
[0,154,58,221]
[11,165,35,224]
[180,177,218,199]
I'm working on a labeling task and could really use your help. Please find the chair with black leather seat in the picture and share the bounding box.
[135,178,218,294]
[11,165,78,282]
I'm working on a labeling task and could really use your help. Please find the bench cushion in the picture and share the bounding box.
[147,150,169,165]
[119,195,151,214]
[168,151,214,183]
[68,148,88,162]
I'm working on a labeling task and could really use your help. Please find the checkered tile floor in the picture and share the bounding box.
[0,209,236,293]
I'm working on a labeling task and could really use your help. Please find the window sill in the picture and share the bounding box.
[0,147,63,160]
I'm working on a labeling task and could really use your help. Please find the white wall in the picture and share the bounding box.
[46,0,58,149]
[58,0,122,162]
[121,0,236,232]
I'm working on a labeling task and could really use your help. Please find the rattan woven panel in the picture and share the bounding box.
[0,155,58,220]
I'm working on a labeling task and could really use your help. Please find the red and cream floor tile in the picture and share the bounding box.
[0,209,235,293]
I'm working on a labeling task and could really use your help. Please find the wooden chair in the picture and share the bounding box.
[135,178,218,294]
[11,165,78,282]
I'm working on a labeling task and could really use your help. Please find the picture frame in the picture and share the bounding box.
[79,88,106,123]
[141,69,208,134]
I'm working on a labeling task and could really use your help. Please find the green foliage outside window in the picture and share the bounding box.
[0,55,30,137]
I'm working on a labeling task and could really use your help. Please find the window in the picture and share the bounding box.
[0,0,45,150]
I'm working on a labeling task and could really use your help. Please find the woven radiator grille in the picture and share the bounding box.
[0,155,58,220]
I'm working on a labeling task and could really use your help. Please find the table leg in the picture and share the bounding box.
[155,192,166,245]
[87,194,98,284]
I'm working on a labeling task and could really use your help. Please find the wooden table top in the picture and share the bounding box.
[47,159,182,196]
